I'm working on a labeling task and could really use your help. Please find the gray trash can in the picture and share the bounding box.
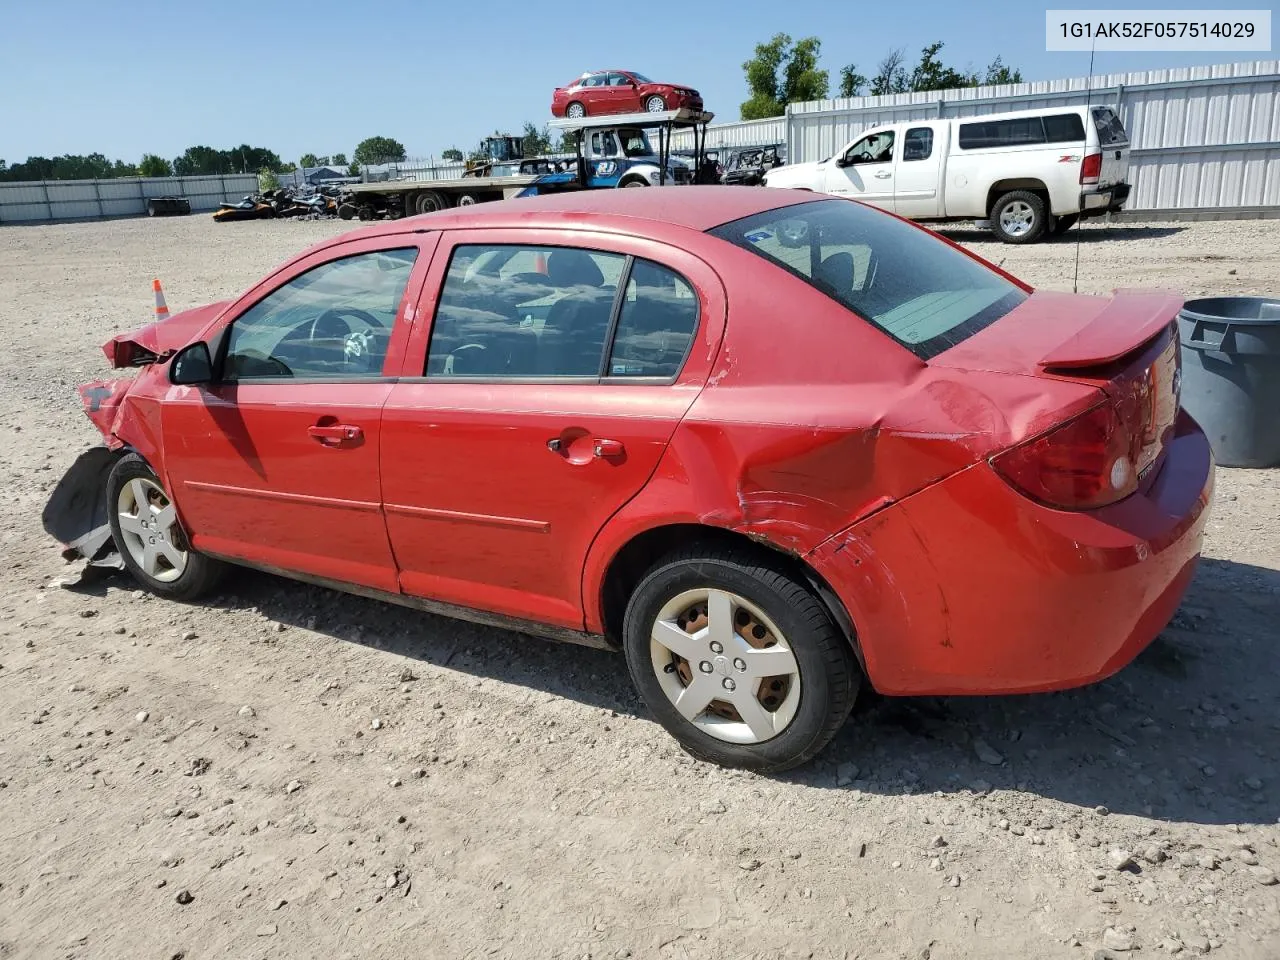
[1177,296,1280,468]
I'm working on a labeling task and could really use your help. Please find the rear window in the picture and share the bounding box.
[709,199,1027,361]
[1092,107,1129,145]
[958,113,1085,149]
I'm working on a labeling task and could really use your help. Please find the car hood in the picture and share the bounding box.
[102,299,229,368]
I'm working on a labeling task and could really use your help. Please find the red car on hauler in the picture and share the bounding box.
[45,187,1213,772]
[551,70,704,118]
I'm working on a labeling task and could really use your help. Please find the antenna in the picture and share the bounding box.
[1073,41,1097,294]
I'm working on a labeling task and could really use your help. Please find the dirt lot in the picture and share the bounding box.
[1,213,1279,960]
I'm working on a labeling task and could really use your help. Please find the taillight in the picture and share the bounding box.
[991,402,1138,510]
[1080,151,1102,184]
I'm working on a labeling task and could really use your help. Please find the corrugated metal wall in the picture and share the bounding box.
[0,174,261,224]
[667,116,786,152]
[783,59,1280,213]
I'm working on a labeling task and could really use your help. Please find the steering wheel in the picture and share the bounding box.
[308,307,381,342]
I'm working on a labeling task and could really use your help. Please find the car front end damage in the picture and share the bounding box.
[41,301,226,572]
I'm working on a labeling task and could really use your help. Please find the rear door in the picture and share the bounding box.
[824,128,896,208]
[1090,106,1130,188]
[380,230,726,629]
[893,123,946,218]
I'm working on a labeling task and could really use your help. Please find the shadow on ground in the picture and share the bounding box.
[936,224,1185,245]
[77,555,1278,825]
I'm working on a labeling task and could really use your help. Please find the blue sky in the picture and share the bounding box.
[0,0,1270,165]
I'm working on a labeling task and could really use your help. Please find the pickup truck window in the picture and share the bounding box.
[903,128,934,161]
[1092,107,1129,146]
[958,113,1085,149]
[709,199,1026,361]
[844,132,894,165]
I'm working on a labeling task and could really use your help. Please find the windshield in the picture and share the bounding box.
[708,199,1027,360]
[618,127,653,157]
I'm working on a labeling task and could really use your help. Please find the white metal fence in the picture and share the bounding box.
[0,174,261,224]
[781,59,1280,214]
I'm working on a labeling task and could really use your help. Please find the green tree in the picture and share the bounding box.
[441,147,463,162]
[520,122,556,157]
[348,159,361,177]
[259,169,281,191]
[740,33,829,119]
[331,152,348,166]
[838,64,869,98]
[983,56,1023,85]
[139,154,172,177]
[909,41,971,92]
[353,136,407,166]
[300,152,319,168]
[871,49,908,95]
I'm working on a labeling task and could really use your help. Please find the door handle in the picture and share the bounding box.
[874,171,892,179]
[308,423,363,446]
[592,438,625,458]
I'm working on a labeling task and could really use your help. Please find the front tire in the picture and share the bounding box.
[107,454,224,601]
[622,546,859,772]
[990,190,1048,244]
[645,95,667,113]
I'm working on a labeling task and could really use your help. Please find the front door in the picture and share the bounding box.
[825,129,897,208]
[380,232,725,628]
[893,124,945,218]
[161,237,432,592]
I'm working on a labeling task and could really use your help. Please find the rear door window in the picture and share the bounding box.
[958,117,1046,149]
[903,127,934,161]
[709,199,1026,361]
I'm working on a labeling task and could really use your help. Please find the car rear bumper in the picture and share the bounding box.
[808,409,1213,696]
[1080,182,1131,217]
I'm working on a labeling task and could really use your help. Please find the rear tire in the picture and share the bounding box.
[414,191,447,215]
[107,453,225,602]
[566,102,586,119]
[990,190,1048,244]
[622,546,859,772]
[337,202,356,220]
[356,205,375,221]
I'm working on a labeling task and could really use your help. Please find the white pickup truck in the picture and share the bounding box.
[763,105,1131,243]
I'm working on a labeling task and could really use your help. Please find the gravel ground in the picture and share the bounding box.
[1,213,1278,960]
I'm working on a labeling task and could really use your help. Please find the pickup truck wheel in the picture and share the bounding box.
[623,546,859,772]
[1051,213,1079,235]
[991,190,1047,244]
[566,102,586,118]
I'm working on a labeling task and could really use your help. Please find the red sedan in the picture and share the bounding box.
[551,70,704,118]
[47,188,1213,772]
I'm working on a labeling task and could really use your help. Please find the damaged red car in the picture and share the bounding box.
[45,188,1213,771]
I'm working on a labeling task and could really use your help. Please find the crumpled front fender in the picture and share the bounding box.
[79,377,136,448]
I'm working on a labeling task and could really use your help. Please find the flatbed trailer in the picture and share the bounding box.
[339,108,715,220]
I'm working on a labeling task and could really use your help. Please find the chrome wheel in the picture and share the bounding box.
[566,102,585,118]
[645,95,667,113]
[116,477,187,583]
[649,588,801,745]
[998,200,1036,237]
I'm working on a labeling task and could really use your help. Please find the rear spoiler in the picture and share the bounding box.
[1039,290,1183,370]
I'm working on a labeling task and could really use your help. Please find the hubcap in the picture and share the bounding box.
[116,477,188,583]
[649,589,801,745]
[568,104,584,118]
[647,97,665,112]
[999,201,1036,236]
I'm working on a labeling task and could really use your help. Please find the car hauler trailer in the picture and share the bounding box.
[338,108,715,219]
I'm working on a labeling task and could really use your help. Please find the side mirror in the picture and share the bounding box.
[834,153,852,168]
[170,341,213,385]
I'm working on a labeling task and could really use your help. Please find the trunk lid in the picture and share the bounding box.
[102,300,228,368]
[934,289,1183,482]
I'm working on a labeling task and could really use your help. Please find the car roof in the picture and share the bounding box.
[337,186,817,242]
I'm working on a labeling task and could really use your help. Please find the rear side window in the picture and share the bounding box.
[957,113,1085,150]
[1043,113,1086,143]
[1092,107,1128,145]
[426,244,697,380]
[709,199,1026,361]
[903,127,934,161]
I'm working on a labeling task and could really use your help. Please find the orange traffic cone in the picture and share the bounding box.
[534,252,548,275]
[153,278,170,322]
